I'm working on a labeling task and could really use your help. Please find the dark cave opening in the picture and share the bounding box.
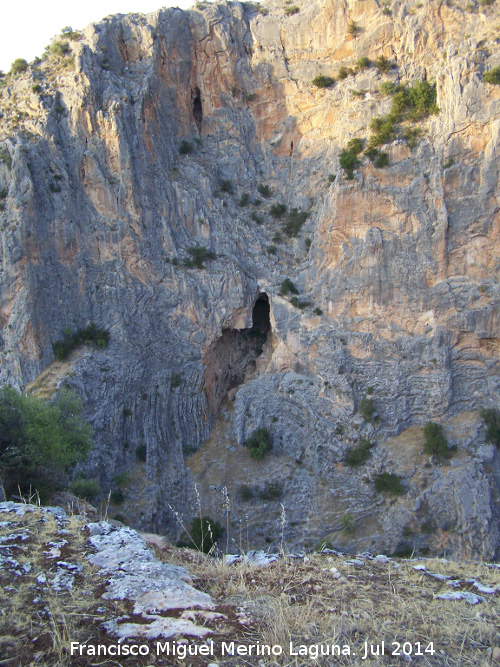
[252,292,270,334]
[203,293,271,416]
[193,87,203,133]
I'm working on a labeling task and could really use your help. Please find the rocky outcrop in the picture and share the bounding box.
[0,0,499,556]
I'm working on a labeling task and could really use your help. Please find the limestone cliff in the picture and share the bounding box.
[0,0,499,557]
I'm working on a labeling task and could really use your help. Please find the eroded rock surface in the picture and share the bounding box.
[0,0,499,556]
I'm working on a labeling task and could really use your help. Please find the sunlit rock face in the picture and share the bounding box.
[0,0,499,557]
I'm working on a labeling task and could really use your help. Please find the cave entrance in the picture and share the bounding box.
[203,293,271,416]
[193,87,203,133]
[252,292,270,334]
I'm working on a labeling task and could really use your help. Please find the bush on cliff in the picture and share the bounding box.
[53,323,110,360]
[0,387,93,499]
[480,408,500,446]
[423,421,452,462]
[245,427,272,460]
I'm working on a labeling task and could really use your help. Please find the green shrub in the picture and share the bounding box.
[305,238,312,250]
[123,408,132,417]
[369,115,396,146]
[270,203,287,219]
[355,57,371,71]
[392,544,413,558]
[347,137,364,155]
[382,6,392,14]
[135,445,147,461]
[421,520,435,534]
[179,140,193,154]
[328,173,336,182]
[238,484,256,501]
[312,75,335,88]
[374,472,405,495]
[375,151,389,167]
[283,208,308,236]
[0,188,6,199]
[183,246,216,269]
[61,26,82,40]
[0,149,12,169]
[267,245,277,254]
[483,67,500,84]
[258,183,272,197]
[375,55,390,73]
[219,179,233,193]
[245,427,272,460]
[69,478,101,500]
[344,437,372,467]
[0,387,93,500]
[423,421,451,462]
[443,157,454,169]
[239,193,250,206]
[245,92,258,101]
[341,512,355,534]
[50,41,70,57]
[183,516,222,553]
[339,149,360,179]
[10,58,28,75]
[338,66,354,80]
[171,372,183,388]
[258,480,284,501]
[32,84,42,94]
[347,20,360,36]
[403,127,422,149]
[53,323,110,360]
[365,146,378,161]
[359,398,374,422]
[380,81,400,95]
[284,5,300,14]
[314,307,323,315]
[251,212,263,224]
[280,278,299,295]
[113,472,130,488]
[479,408,500,446]
[111,489,124,504]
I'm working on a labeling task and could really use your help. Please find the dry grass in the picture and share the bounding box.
[0,507,143,667]
[1,506,500,666]
[161,546,500,666]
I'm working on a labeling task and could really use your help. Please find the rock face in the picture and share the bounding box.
[0,0,499,556]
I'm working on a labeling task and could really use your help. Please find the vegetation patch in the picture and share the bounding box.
[480,408,500,446]
[178,516,223,553]
[338,66,354,79]
[244,427,272,460]
[283,208,309,237]
[312,75,335,88]
[183,246,216,269]
[483,67,500,84]
[69,478,101,500]
[423,421,452,462]
[0,387,92,500]
[135,444,147,461]
[270,203,287,219]
[374,472,406,495]
[344,437,372,467]
[179,140,193,154]
[280,278,299,295]
[359,398,374,422]
[53,323,110,360]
